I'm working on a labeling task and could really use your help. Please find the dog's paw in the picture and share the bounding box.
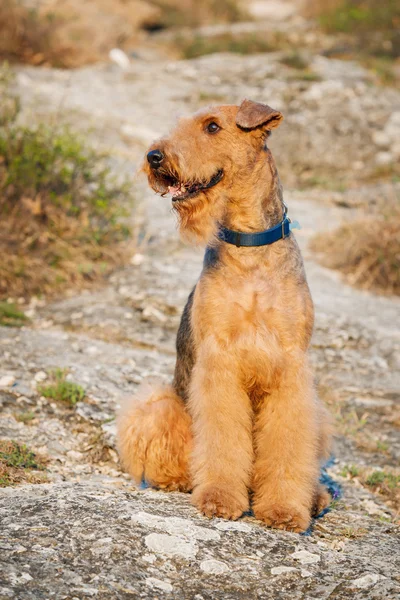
[312,484,331,517]
[192,485,248,520]
[253,502,310,533]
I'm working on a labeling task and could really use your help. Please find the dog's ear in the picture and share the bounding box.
[236,99,283,131]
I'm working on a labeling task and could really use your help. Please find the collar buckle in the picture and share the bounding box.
[282,216,291,239]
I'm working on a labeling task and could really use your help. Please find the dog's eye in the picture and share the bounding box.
[206,122,220,134]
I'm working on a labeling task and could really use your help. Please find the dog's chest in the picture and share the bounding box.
[194,271,284,347]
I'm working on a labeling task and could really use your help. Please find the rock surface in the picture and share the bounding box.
[1,482,399,599]
[1,2,400,597]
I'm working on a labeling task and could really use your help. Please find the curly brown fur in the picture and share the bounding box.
[118,99,333,532]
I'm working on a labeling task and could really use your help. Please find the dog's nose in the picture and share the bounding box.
[147,149,164,168]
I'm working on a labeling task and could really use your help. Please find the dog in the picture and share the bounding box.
[117,99,333,532]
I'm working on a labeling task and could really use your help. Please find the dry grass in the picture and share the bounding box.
[0,71,134,300]
[0,0,159,67]
[310,202,400,295]
[150,0,245,28]
[304,0,400,59]
[0,0,73,67]
[0,0,245,68]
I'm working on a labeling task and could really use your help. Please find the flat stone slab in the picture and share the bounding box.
[0,482,399,599]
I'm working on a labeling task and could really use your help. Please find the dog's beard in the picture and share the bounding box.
[172,188,226,245]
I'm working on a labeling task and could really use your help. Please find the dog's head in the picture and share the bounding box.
[144,99,283,243]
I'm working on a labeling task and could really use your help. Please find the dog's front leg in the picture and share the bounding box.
[188,345,253,520]
[252,353,320,532]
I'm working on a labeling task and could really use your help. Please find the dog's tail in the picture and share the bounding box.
[116,382,193,491]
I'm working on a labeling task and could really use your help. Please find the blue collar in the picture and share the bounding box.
[218,216,292,247]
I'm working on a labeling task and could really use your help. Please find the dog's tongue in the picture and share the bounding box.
[168,185,181,195]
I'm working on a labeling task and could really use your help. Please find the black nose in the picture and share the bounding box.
[147,149,164,168]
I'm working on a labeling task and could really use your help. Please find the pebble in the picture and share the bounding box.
[66,451,85,461]
[375,151,393,166]
[85,346,99,356]
[144,533,198,559]
[109,48,130,70]
[200,559,229,575]
[351,573,385,589]
[34,371,47,383]
[0,375,16,387]
[271,566,297,575]
[290,550,321,564]
[214,521,252,533]
[130,253,145,266]
[146,577,173,593]
[141,306,167,323]
[142,554,156,564]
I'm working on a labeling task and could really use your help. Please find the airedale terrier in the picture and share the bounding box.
[117,99,333,532]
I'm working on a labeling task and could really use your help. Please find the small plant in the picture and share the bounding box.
[365,470,400,489]
[0,302,28,327]
[338,465,400,511]
[0,439,47,487]
[38,368,85,406]
[177,33,274,59]
[292,71,322,82]
[339,526,368,538]
[376,440,389,453]
[280,51,310,70]
[0,440,42,468]
[340,464,360,478]
[14,410,35,424]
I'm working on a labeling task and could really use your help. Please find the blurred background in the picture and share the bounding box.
[0,0,399,537]
[0,0,399,300]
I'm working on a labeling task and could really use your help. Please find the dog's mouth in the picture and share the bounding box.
[166,169,224,202]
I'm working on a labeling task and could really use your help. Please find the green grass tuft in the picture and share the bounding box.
[365,470,400,489]
[14,410,35,424]
[0,439,47,487]
[340,464,360,478]
[0,440,44,469]
[0,301,28,327]
[177,33,274,59]
[38,368,85,406]
[280,51,310,70]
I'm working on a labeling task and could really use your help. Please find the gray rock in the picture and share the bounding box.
[0,483,399,599]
